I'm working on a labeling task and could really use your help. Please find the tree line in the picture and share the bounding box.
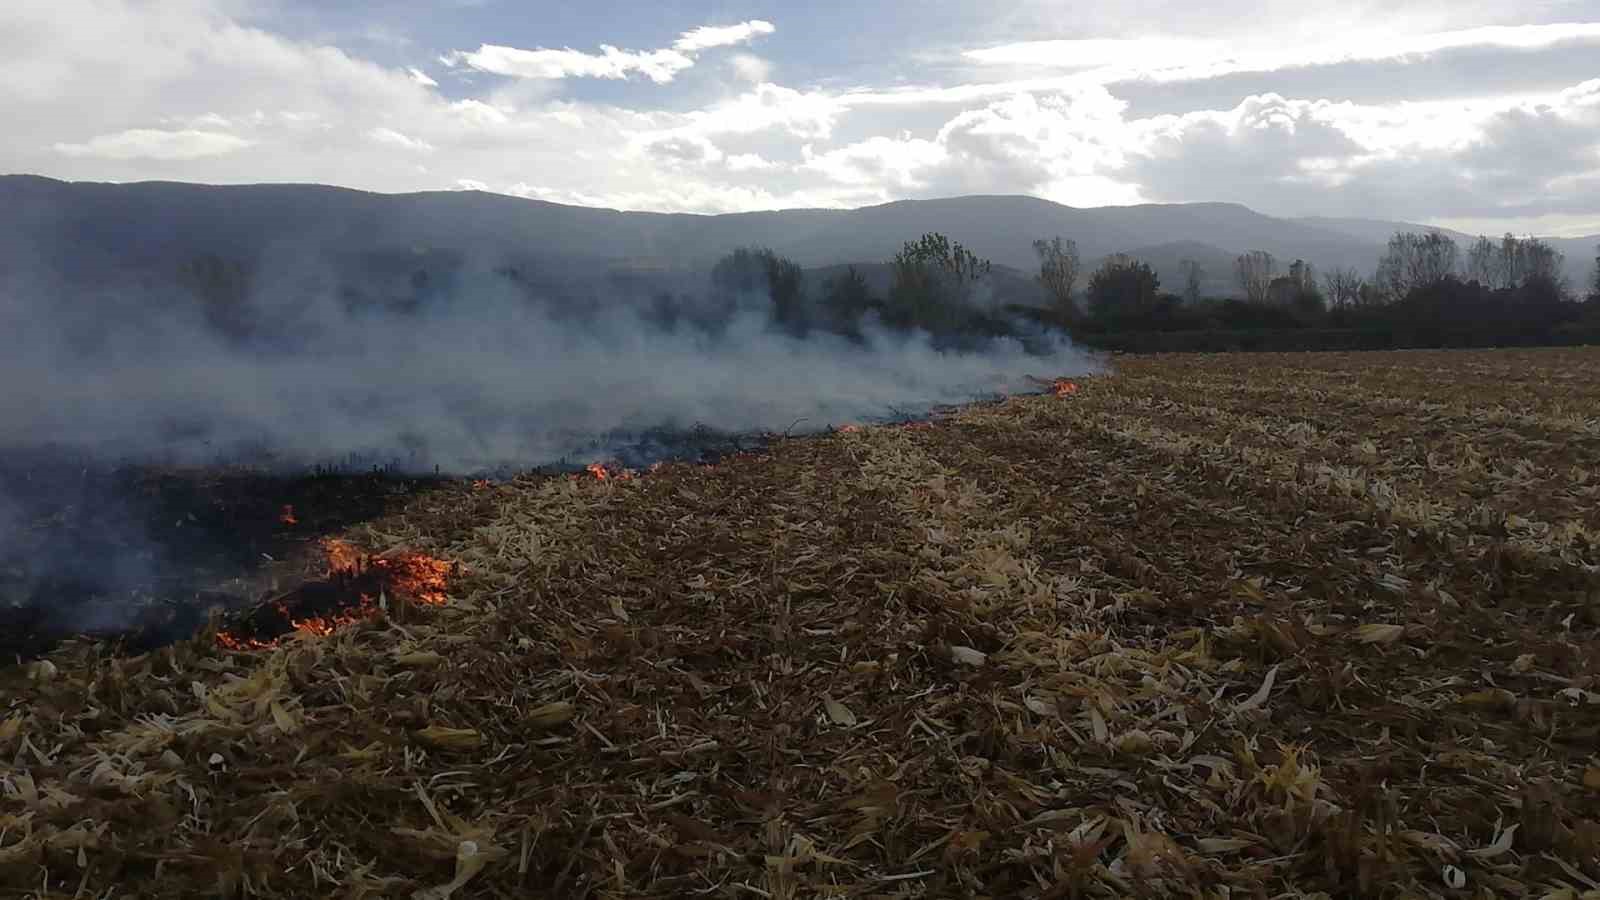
[175,228,1600,354]
[1028,231,1600,352]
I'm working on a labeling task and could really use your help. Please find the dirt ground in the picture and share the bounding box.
[3,347,1598,898]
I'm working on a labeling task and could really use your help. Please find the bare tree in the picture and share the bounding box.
[1465,235,1501,287]
[1501,235,1565,289]
[1462,234,1567,290]
[1376,231,1458,299]
[1234,250,1276,303]
[1180,258,1203,304]
[1032,236,1080,316]
[1321,266,1363,307]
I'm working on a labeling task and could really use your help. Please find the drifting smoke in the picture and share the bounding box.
[1,238,1098,649]
[0,251,1098,473]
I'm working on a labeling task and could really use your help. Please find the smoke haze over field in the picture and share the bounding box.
[0,246,1096,474]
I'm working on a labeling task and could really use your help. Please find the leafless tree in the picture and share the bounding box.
[1180,258,1203,303]
[1321,266,1364,307]
[1463,234,1566,290]
[1032,236,1080,316]
[1500,234,1564,289]
[1234,250,1276,303]
[1376,231,1458,299]
[1465,235,1501,287]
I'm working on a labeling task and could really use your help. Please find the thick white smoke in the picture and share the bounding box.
[0,257,1099,473]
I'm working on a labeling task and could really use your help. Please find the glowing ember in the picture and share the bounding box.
[1054,379,1080,397]
[279,504,298,526]
[215,538,455,650]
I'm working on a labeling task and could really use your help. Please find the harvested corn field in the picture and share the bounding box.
[4,347,1600,898]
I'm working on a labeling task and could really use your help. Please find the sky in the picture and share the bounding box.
[4,0,1600,236]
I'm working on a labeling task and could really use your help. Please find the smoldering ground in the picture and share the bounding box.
[0,248,1097,651]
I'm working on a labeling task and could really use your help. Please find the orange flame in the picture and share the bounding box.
[215,539,455,650]
[279,504,298,526]
[581,462,636,481]
[1053,379,1079,397]
[471,479,493,491]
[837,424,863,434]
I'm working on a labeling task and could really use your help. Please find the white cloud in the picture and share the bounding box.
[672,20,775,53]
[728,53,772,84]
[966,22,1600,89]
[726,152,777,171]
[451,43,694,84]
[367,127,434,153]
[5,0,1599,233]
[455,178,490,191]
[407,66,438,87]
[53,128,251,160]
[449,18,774,85]
[676,83,841,139]
[965,37,1221,70]
[803,135,947,188]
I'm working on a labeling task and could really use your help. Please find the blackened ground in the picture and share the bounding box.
[0,451,446,662]
[0,425,783,663]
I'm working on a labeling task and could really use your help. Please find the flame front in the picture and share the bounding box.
[1054,379,1079,397]
[279,504,298,526]
[216,538,455,650]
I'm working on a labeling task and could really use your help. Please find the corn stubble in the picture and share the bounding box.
[3,347,1599,897]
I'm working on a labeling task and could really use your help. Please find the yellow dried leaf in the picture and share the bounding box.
[1462,689,1517,711]
[1581,768,1600,791]
[526,702,575,729]
[1116,730,1154,756]
[1351,623,1405,644]
[395,651,444,668]
[415,726,483,751]
[823,695,857,727]
[1196,837,1255,853]
[269,701,299,735]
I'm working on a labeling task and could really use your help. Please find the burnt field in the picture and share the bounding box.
[3,348,1599,898]
[0,427,772,661]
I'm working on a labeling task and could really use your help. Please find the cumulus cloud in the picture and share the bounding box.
[448,19,774,84]
[1124,86,1600,219]
[728,53,773,84]
[4,0,1598,234]
[53,128,252,160]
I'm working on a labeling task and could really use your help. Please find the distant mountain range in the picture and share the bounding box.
[2,174,1594,301]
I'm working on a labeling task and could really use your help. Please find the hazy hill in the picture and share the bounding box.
[3,175,1594,301]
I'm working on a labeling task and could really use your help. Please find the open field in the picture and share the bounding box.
[3,347,1599,898]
